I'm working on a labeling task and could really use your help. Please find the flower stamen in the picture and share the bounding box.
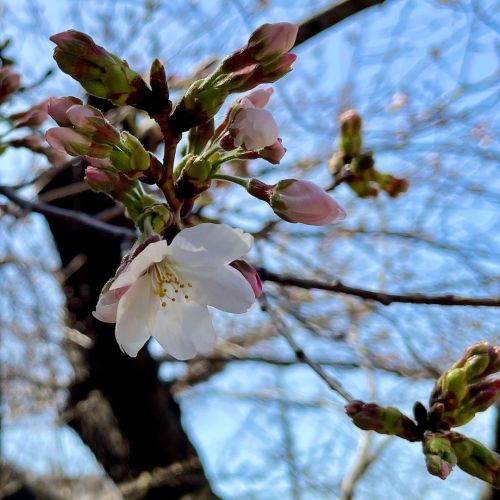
[150,260,192,306]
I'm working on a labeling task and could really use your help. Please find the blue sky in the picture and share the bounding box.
[1,0,499,498]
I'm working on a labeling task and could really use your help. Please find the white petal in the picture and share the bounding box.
[169,224,253,268]
[150,300,194,360]
[111,240,170,290]
[184,264,256,313]
[151,300,216,360]
[93,290,119,323]
[115,274,155,357]
[185,304,217,354]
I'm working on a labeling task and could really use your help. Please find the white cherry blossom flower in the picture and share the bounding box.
[93,223,256,360]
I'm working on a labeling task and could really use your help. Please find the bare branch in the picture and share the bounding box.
[295,0,387,47]
[0,185,135,241]
[258,268,500,307]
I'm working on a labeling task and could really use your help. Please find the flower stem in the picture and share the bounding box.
[211,173,249,188]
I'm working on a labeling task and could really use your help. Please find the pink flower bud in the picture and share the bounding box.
[248,23,298,62]
[0,66,21,104]
[84,166,122,193]
[259,138,286,164]
[65,104,120,144]
[230,260,262,298]
[45,127,91,156]
[245,87,273,108]
[48,96,83,126]
[270,179,346,225]
[10,99,49,128]
[230,107,278,150]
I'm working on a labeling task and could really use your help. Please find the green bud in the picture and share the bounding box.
[121,131,150,171]
[451,433,500,486]
[345,401,420,442]
[423,432,457,480]
[50,30,152,107]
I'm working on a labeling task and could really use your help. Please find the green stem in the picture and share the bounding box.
[212,173,249,188]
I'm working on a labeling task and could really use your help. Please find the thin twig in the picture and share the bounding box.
[260,293,354,402]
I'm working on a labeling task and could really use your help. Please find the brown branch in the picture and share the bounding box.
[0,185,135,241]
[295,0,387,47]
[258,268,500,307]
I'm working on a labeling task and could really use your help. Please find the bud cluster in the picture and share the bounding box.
[329,110,409,198]
[45,96,152,177]
[170,23,298,132]
[344,343,500,489]
[429,342,500,427]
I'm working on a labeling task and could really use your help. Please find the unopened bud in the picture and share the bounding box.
[259,138,286,164]
[230,107,278,150]
[9,99,49,128]
[48,96,83,126]
[339,110,362,157]
[247,23,298,63]
[267,179,346,226]
[423,432,457,480]
[450,433,500,487]
[230,260,262,298]
[50,30,151,106]
[345,400,420,442]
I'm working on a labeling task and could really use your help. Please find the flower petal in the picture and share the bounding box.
[111,240,170,289]
[115,274,155,356]
[169,223,253,268]
[151,302,195,360]
[183,264,256,313]
[93,289,119,323]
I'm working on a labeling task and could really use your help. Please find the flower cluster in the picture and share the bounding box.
[46,22,349,362]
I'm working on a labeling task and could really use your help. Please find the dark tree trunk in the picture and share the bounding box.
[43,162,219,499]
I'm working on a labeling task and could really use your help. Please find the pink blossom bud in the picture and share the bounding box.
[245,87,273,108]
[248,23,298,62]
[66,104,120,144]
[45,127,91,156]
[9,99,49,128]
[85,166,112,189]
[270,179,347,225]
[259,138,286,164]
[48,96,83,126]
[230,107,278,150]
[0,66,21,104]
[230,260,263,298]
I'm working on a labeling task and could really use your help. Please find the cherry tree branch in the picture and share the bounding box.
[258,268,500,307]
[0,185,135,241]
[294,0,387,47]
